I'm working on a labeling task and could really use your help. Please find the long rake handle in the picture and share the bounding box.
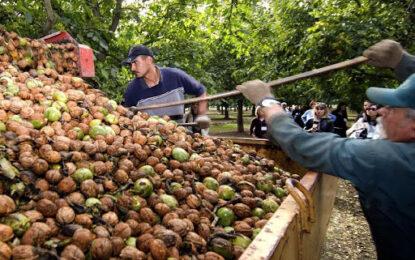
[129,56,368,112]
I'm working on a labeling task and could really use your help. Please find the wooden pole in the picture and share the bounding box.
[129,56,368,112]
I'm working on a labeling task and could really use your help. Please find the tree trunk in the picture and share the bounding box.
[110,0,124,33]
[237,98,244,133]
[43,0,57,34]
[224,105,229,120]
[251,105,256,116]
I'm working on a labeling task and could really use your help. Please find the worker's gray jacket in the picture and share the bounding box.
[268,114,415,260]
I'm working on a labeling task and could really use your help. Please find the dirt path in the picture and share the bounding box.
[320,179,376,259]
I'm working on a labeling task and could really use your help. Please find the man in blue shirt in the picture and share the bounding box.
[122,45,208,123]
[236,40,415,259]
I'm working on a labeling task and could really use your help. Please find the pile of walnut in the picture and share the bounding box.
[0,27,78,75]
[0,30,299,260]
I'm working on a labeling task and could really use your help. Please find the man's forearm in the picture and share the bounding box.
[236,80,378,190]
[266,113,341,175]
[197,92,208,115]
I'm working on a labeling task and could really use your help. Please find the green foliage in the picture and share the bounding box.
[0,0,413,109]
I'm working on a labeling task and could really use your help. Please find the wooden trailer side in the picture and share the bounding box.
[218,137,338,260]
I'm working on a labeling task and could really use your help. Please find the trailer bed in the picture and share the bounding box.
[217,136,339,260]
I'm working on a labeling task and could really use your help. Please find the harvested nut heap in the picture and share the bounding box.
[0,29,299,260]
[0,27,78,75]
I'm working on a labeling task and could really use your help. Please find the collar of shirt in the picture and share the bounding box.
[144,66,163,88]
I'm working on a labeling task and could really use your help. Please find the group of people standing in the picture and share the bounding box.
[250,99,384,140]
[347,100,383,139]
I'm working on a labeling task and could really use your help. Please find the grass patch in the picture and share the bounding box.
[207,110,255,134]
[210,123,237,133]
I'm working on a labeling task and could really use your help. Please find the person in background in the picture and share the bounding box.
[304,102,334,133]
[122,45,208,124]
[332,101,348,137]
[328,107,337,122]
[302,100,336,124]
[346,104,379,139]
[292,105,304,127]
[250,107,268,138]
[281,102,290,113]
[355,100,372,122]
[301,100,316,124]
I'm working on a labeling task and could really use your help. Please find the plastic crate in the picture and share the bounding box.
[40,31,95,78]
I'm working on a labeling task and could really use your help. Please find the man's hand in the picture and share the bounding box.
[363,40,404,68]
[236,79,273,105]
[195,115,210,129]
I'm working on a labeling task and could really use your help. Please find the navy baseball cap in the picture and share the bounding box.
[366,74,415,110]
[121,45,154,65]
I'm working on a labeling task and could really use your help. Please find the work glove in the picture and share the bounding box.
[363,40,404,68]
[236,79,273,105]
[195,115,210,129]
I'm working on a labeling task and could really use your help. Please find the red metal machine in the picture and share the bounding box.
[40,31,95,78]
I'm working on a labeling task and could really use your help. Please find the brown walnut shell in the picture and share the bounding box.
[149,239,167,260]
[154,228,182,248]
[91,237,113,260]
[233,203,252,219]
[167,218,190,237]
[119,246,146,260]
[137,233,154,253]
[21,222,51,246]
[73,228,95,252]
[186,194,201,209]
[234,221,253,237]
[139,207,158,225]
[60,244,85,260]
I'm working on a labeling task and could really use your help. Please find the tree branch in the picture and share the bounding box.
[43,0,57,34]
[110,0,124,33]
[227,0,236,33]
[86,0,101,18]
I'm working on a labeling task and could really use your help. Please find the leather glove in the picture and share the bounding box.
[195,115,210,129]
[236,79,273,105]
[363,40,404,68]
